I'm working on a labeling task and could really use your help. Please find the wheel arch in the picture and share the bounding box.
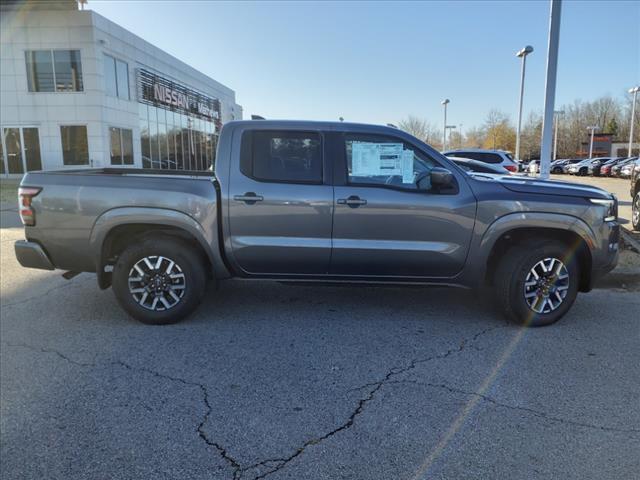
[90,207,230,289]
[479,214,595,293]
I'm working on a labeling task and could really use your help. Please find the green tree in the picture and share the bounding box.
[605,118,619,137]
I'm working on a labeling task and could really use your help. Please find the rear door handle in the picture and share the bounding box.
[337,196,367,208]
[234,192,264,204]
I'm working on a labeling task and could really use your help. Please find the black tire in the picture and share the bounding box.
[112,237,207,325]
[494,241,579,327]
[633,191,640,231]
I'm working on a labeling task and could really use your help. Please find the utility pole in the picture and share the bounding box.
[628,86,639,157]
[441,99,450,151]
[539,0,562,179]
[587,125,599,158]
[515,45,534,161]
[553,110,564,160]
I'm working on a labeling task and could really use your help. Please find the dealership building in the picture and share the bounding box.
[0,0,242,176]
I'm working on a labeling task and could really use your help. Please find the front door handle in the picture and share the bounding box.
[337,195,367,208]
[234,192,264,204]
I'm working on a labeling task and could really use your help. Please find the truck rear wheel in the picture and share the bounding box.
[494,241,579,327]
[112,238,206,325]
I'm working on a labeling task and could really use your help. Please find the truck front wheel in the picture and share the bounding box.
[494,241,579,327]
[112,238,206,325]
[633,192,640,231]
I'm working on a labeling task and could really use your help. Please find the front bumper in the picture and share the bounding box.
[589,223,620,287]
[15,240,55,271]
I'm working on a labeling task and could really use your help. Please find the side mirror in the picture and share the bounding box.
[416,167,454,191]
[429,167,454,189]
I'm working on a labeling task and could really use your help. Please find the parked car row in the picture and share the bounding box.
[563,156,638,177]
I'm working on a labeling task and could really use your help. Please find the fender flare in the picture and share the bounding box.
[465,212,596,287]
[89,207,230,288]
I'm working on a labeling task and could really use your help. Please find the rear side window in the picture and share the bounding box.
[240,130,322,183]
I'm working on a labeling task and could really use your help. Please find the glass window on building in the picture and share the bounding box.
[54,50,83,92]
[138,104,218,171]
[3,128,24,174]
[109,127,134,166]
[25,51,55,92]
[104,55,117,97]
[0,137,4,174]
[1,127,42,173]
[115,59,129,100]
[60,126,89,165]
[26,50,83,92]
[23,128,42,171]
[104,54,130,100]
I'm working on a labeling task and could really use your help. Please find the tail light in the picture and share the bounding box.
[505,164,517,173]
[18,187,41,226]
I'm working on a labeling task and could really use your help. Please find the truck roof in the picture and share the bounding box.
[225,119,403,135]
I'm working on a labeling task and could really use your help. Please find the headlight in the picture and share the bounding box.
[590,197,617,222]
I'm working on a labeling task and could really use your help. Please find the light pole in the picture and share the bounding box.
[539,0,561,180]
[553,110,564,160]
[459,124,463,148]
[587,125,599,158]
[445,125,456,149]
[515,45,534,161]
[441,99,450,151]
[628,86,639,157]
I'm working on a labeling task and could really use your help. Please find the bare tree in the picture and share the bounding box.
[398,115,440,148]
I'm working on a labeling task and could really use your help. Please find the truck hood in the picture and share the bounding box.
[469,173,613,199]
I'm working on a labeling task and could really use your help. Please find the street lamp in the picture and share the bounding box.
[459,124,463,148]
[553,110,564,160]
[515,45,534,161]
[445,125,456,149]
[587,125,599,159]
[441,99,450,151]
[628,86,639,157]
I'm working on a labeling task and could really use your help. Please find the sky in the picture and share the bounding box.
[89,0,639,129]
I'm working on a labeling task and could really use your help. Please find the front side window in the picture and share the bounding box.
[26,50,83,92]
[244,131,322,183]
[110,127,134,165]
[60,126,89,165]
[345,134,435,190]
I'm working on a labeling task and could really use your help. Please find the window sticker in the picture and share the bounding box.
[351,142,415,183]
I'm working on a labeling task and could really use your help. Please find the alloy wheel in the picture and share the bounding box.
[633,193,640,227]
[128,256,186,311]
[523,257,569,314]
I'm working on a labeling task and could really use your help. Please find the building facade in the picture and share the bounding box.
[0,0,242,176]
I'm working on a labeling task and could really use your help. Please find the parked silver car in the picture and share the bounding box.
[443,148,520,173]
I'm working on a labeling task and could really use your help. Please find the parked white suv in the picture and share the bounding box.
[443,149,520,173]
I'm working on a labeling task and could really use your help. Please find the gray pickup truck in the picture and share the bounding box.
[15,120,619,326]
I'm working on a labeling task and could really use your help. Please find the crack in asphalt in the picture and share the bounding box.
[13,321,633,480]
[4,343,243,477]
[366,379,640,435]
[233,324,508,479]
[3,325,505,480]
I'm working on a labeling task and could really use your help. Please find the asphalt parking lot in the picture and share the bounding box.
[1,178,639,480]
